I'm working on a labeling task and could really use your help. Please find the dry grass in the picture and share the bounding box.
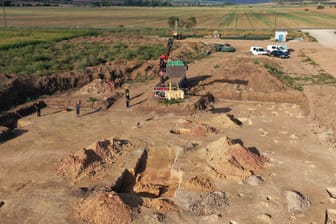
[2,6,336,29]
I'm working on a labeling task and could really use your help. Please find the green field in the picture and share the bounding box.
[1,6,336,29]
[0,28,102,49]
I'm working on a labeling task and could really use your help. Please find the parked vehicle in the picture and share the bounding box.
[270,50,289,59]
[214,43,235,52]
[267,45,288,53]
[250,46,267,55]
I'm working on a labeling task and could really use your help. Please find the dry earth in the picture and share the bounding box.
[0,36,336,224]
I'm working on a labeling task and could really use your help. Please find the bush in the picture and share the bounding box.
[317,5,325,9]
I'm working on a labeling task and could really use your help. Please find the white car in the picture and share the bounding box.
[250,46,267,55]
[267,45,288,53]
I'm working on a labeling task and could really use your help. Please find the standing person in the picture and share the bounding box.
[125,86,130,108]
[34,103,41,117]
[75,100,81,117]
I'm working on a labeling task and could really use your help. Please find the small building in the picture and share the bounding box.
[275,31,288,42]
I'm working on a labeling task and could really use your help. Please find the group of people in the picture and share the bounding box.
[34,87,131,118]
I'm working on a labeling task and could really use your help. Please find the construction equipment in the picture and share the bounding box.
[154,60,187,100]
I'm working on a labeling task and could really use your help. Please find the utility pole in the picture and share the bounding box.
[2,0,7,28]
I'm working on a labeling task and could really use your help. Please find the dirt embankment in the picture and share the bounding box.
[0,59,158,111]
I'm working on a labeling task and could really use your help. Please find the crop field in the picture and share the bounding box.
[0,34,165,76]
[1,6,336,29]
[0,28,102,49]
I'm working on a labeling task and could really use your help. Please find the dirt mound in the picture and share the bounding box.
[76,191,132,224]
[170,119,217,137]
[207,114,241,129]
[169,41,205,62]
[56,138,130,180]
[203,136,268,181]
[74,79,114,95]
[183,176,215,192]
[284,190,311,215]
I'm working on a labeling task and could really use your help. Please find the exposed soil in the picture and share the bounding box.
[1,35,336,224]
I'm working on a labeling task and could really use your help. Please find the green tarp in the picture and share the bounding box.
[166,61,185,66]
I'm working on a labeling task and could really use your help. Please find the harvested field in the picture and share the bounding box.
[3,6,336,29]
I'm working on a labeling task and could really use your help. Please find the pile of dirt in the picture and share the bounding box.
[188,55,308,108]
[170,119,217,137]
[207,114,241,129]
[76,191,132,224]
[188,191,228,216]
[284,190,311,215]
[204,57,287,92]
[203,136,268,181]
[74,79,114,95]
[169,41,206,62]
[56,138,130,180]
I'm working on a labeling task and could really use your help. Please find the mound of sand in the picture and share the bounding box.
[76,191,132,224]
[171,119,217,137]
[75,79,114,96]
[285,190,311,215]
[203,136,268,180]
[188,191,228,216]
[56,138,131,180]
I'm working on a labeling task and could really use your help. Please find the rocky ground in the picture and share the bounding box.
[0,34,336,224]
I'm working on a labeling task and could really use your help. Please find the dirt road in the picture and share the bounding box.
[302,29,336,50]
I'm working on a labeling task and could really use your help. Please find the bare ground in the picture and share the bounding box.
[0,37,336,224]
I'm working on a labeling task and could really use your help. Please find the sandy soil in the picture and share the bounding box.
[301,29,336,78]
[1,37,336,224]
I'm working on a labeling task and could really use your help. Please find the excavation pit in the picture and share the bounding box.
[113,147,181,199]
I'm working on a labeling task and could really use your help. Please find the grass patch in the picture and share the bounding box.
[0,28,102,50]
[0,37,165,77]
[264,63,336,90]
[264,63,303,91]
[299,53,318,66]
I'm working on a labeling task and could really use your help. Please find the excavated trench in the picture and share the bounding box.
[113,147,181,199]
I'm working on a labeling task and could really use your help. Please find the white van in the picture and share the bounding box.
[267,45,288,53]
[250,46,267,55]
